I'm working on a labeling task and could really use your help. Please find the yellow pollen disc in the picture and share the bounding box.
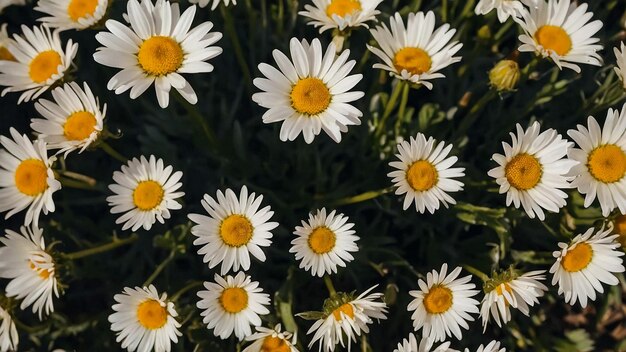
[290,78,331,115]
[326,0,362,18]
[308,226,336,254]
[495,283,513,306]
[136,299,168,330]
[614,215,626,248]
[535,25,572,56]
[505,153,542,190]
[260,336,291,352]
[423,285,453,314]
[132,180,164,211]
[15,159,49,196]
[63,111,97,141]
[561,242,593,272]
[220,287,248,313]
[137,36,184,76]
[29,260,51,280]
[0,46,15,61]
[29,50,62,84]
[220,214,253,247]
[393,47,432,76]
[587,144,626,183]
[406,160,438,192]
[67,0,99,22]
[332,303,355,321]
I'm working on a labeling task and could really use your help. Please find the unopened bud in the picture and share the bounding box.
[489,60,520,92]
[478,25,492,41]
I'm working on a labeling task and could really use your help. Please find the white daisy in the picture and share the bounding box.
[109,285,181,352]
[474,0,531,23]
[614,42,626,90]
[550,225,625,308]
[393,333,456,352]
[0,0,25,13]
[189,0,236,10]
[465,341,506,352]
[35,0,108,31]
[479,269,548,330]
[107,155,184,231]
[0,225,58,319]
[367,11,463,89]
[407,264,480,342]
[307,285,387,352]
[30,82,105,155]
[188,186,278,275]
[0,25,78,104]
[290,208,359,277]
[0,305,18,352]
[487,122,577,220]
[567,104,626,217]
[93,0,223,108]
[0,24,15,61]
[252,38,364,144]
[516,0,603,73]
[196,272,271,340]
[388,133,465,214]
[299,0,383,34]
[0,128,60,227]
[243,324,298,352]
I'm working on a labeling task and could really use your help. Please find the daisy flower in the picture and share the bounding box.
[393,333,456,352]
[388,133,465,214]
[30,82,105,155]
[290,208,359,277]
[367,11,463,89]
[189,0,235,10]
[0,25,78,103]
[465,341,506,352]
[0,304,18,352]
[407,264,480,342]
[516,0,603,73]
[109,285,181,352]
[480,269,548,330]
[0,24,15,61]
[0,0,25,13]
[615,42,626,90]
[188,186,278,275]
[252,38,364,144]
[307,285,387,352]
[487,122,577,220]
[35,0,108,31]
[567,105,626,216]
[299,0,383,34]
[196,272,271,340]
[550,225,625,308]
[107,155,184,231]
[243,324,298,352]
[0,226,58,319]
[93,0,223,108]
[0,128,60,227]
[475,0,530,23]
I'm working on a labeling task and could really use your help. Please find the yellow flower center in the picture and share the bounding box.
[393,47,432,76]
[67,0,99,22]
[332,303,355,321]
[137,36,184,76]
[326,0,362,18]
[614,215,626,248]
[15,159,49,196]
[505,153,542,190]
[535,25,572,56]
[29,260,51,280]
[261,336,291,352]
[29,50,62,84]
[587,144,626,184]
[132,180,164,211]
[423,285,453,314]
[406,160,438,191]
[219,214,253,247]
[0,46,15,61]
[561,242,593,272]
[136,299,168,330]
[290,78,331,115]
[308,226,336,254]
[220,287,248,313]
[63,111,97,141]
[495,282,513,306]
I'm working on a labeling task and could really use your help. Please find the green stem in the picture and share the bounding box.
[170,280,203,302]
[143,250,177,287]
[463,265,489,282]
[221,5,253,92]
[375,81,406,137]
[99,141,128,163]
[330,187,394,206]
[58,177,97,191]
[64,234,139,260]
[456,89,498,138]
[323,275,337,296]
[174,92,217,148]
[58,171,97,186]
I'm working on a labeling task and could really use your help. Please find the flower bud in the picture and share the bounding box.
[613,215,626,249]
[489,60,520,92]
